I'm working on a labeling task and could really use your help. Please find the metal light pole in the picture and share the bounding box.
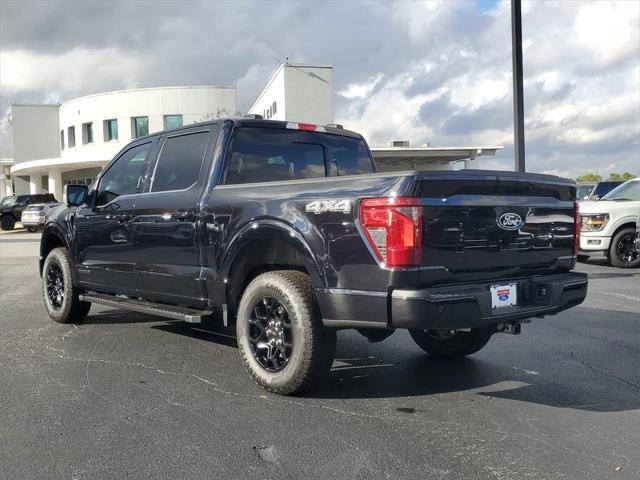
[511,0,525,172]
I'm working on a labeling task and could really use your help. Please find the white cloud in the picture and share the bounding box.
[1,48,147,94]
[0,0,638,178]
[338,74,383,100]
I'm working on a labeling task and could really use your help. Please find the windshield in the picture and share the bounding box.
[1,196,16,206]
[576,184,594,200]
[602,180,640,201]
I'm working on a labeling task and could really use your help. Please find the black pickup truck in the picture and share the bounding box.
[40,118,587,394]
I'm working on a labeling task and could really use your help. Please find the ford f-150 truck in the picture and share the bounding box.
[39,118,587,395]
[578,177,640,268]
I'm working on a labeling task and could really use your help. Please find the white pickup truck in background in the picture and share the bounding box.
[578,177,640,268]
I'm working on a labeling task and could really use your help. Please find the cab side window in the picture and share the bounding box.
[330,140,374,176]
[96,143,151,206]
[151,131,211,192]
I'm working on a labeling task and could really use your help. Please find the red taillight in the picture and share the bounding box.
[360,197,423,267]
[573,201,580,256]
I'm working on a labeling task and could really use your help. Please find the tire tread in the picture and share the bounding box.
[237,270,335,395]
[43,247,91,323]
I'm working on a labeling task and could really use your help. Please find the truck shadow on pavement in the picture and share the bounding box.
[315,354,639,412]
[80,307,639,413]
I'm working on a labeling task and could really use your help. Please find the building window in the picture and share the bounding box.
[68,126,76,148]
[60,130,65,150]
[82,122,93,144]
[272,101,277,115]
[131,116,149,139]
[104,119,118,141]
[163,115,183,130]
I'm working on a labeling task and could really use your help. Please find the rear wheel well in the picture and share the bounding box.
[227,237,312,322]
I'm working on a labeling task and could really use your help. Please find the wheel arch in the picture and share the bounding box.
[39,226,69,276]
[221,219,325,319]
[610,221,637,240]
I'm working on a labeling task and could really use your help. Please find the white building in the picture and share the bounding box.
[248,63,333,126]
[5,63,501,200]
[8,86,236,200]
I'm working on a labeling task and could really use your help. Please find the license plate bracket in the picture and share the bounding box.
[490,283,517,309]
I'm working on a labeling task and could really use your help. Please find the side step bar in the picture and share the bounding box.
[79,292,212,323]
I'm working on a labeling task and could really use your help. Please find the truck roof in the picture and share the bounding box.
[137,118,363,141]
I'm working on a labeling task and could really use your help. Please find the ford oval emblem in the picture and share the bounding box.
[497,213,523,231]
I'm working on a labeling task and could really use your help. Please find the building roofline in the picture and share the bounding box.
[11,103,60,107]
[285,63,333,69]
[61,85,236,106]
[370,146,503,152]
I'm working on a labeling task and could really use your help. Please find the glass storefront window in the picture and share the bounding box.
[163,115,183,130]
[104,119,118,141]
[132,117,149,138]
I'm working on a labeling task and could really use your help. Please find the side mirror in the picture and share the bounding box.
[65,184,88,207]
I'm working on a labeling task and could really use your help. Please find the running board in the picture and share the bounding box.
[79,293,212,323]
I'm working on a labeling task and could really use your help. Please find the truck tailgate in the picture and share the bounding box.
[418,170,576,284]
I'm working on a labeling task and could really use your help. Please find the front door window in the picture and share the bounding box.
[96,143,151,207]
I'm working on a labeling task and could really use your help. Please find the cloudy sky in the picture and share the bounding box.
[1,0,638,178]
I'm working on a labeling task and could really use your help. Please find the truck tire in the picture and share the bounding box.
[609,227,640,268]
[27,226,39,233]
[409,327,493,358]
[1,215,16,231]
[236,270,336,395]
[42,247,91,323]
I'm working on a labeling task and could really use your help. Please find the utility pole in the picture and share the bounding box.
[511,0,525,172]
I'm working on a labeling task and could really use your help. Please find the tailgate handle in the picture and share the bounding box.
[106,213,130,223]
[171,211,195,222]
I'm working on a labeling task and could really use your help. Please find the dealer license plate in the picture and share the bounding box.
[490,284,517,309]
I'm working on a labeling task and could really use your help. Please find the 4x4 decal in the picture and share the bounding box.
[305,199,351,214]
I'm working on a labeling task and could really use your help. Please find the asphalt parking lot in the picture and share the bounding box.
[1,229,639,480]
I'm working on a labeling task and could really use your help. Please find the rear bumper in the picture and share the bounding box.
[391,272,587,330]
[317,272,588,330]
[20,216,45,227]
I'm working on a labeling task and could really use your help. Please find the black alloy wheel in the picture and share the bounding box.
[616,232,638,265]
[46,263,65,310]
[610,227,640,268]
[236,270,337,395]
[248,297,293,372]
[42,247,91,323]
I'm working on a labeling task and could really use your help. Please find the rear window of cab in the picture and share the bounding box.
[225,127,374,184]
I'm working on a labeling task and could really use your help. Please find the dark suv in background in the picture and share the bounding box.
[0,194,57,231]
